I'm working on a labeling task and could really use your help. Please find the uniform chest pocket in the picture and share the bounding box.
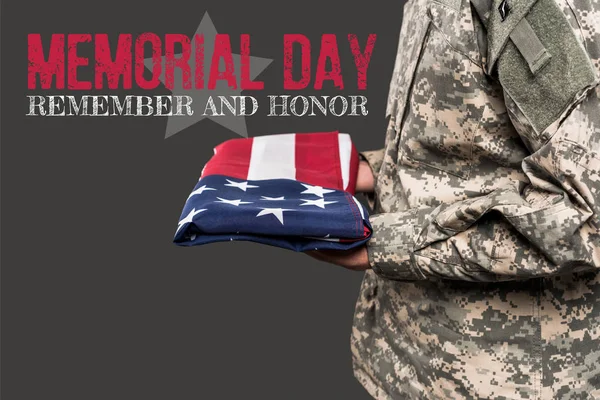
[397,0,489,180]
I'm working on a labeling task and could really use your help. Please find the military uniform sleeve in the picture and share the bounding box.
[367,0,600,282]
[359,149,385,178]
[358,149,384,209]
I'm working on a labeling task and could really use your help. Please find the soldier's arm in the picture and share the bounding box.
[368,90,600,281]
[356,149,383,207]
[359,149,384,180]
[366,1,600,282]
[356,160,377,193]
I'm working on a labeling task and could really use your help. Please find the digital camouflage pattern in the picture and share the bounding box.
[352,0,600,397]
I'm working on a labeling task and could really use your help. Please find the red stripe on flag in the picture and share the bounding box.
[201,137,253,180]
[294,131,344,191]
[347,141,359,194]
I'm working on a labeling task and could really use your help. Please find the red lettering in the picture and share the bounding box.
[283,34,311,90]
[95,34,132,89]
[165,34,191,90]
[135,33,162,90]
[67,34,92,90]
[28,32,279,91]
[194,34,204,89]
[28,34,65,89]
[348,34,376,90]
[240,34,263,90]
[314,34,343,90]
[208,34,236,90]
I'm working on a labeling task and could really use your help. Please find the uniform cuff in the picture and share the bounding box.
[366,210,428,281]
[359,149,384,178]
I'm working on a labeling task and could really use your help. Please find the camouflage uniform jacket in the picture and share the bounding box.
[352,0,600,397]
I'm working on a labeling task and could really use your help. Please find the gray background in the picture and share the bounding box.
[2,1,405,398]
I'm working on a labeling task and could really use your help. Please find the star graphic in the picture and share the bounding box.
[224,179,259,191]
[176,208,206,234]
[261,196,285,201]
[187,185,216,199]
[145,12,273,139]
[256,208,294,225]
[300,184,335,198]
[299,198,338,209]
[215,197,253,206]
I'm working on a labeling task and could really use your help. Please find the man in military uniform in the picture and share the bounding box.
[307,0,600,397]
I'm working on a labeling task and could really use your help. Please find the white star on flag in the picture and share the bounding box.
[215,197,253,206]
[256,208,294,225]
[187,185,216,199]
[261,196,285,201]
[300,184,335,198]
[299,198,337,209]
[176,208,206,234]
[225,179,259,192]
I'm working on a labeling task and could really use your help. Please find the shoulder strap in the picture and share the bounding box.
[469,0,551,74]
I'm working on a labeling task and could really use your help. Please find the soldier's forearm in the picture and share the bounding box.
[355,160,375,193]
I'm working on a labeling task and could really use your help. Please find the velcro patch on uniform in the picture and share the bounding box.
[496,0,597,137]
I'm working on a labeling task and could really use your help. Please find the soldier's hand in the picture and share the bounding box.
[306,246,370,271]
[356,160,375,193]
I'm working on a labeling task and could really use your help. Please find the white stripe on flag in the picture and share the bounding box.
[352,196,365,220]
[247,133,296,180]
[338,133,352,190]
[304,236,341,242]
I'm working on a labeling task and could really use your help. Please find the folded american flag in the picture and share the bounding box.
[173,131,372,251]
